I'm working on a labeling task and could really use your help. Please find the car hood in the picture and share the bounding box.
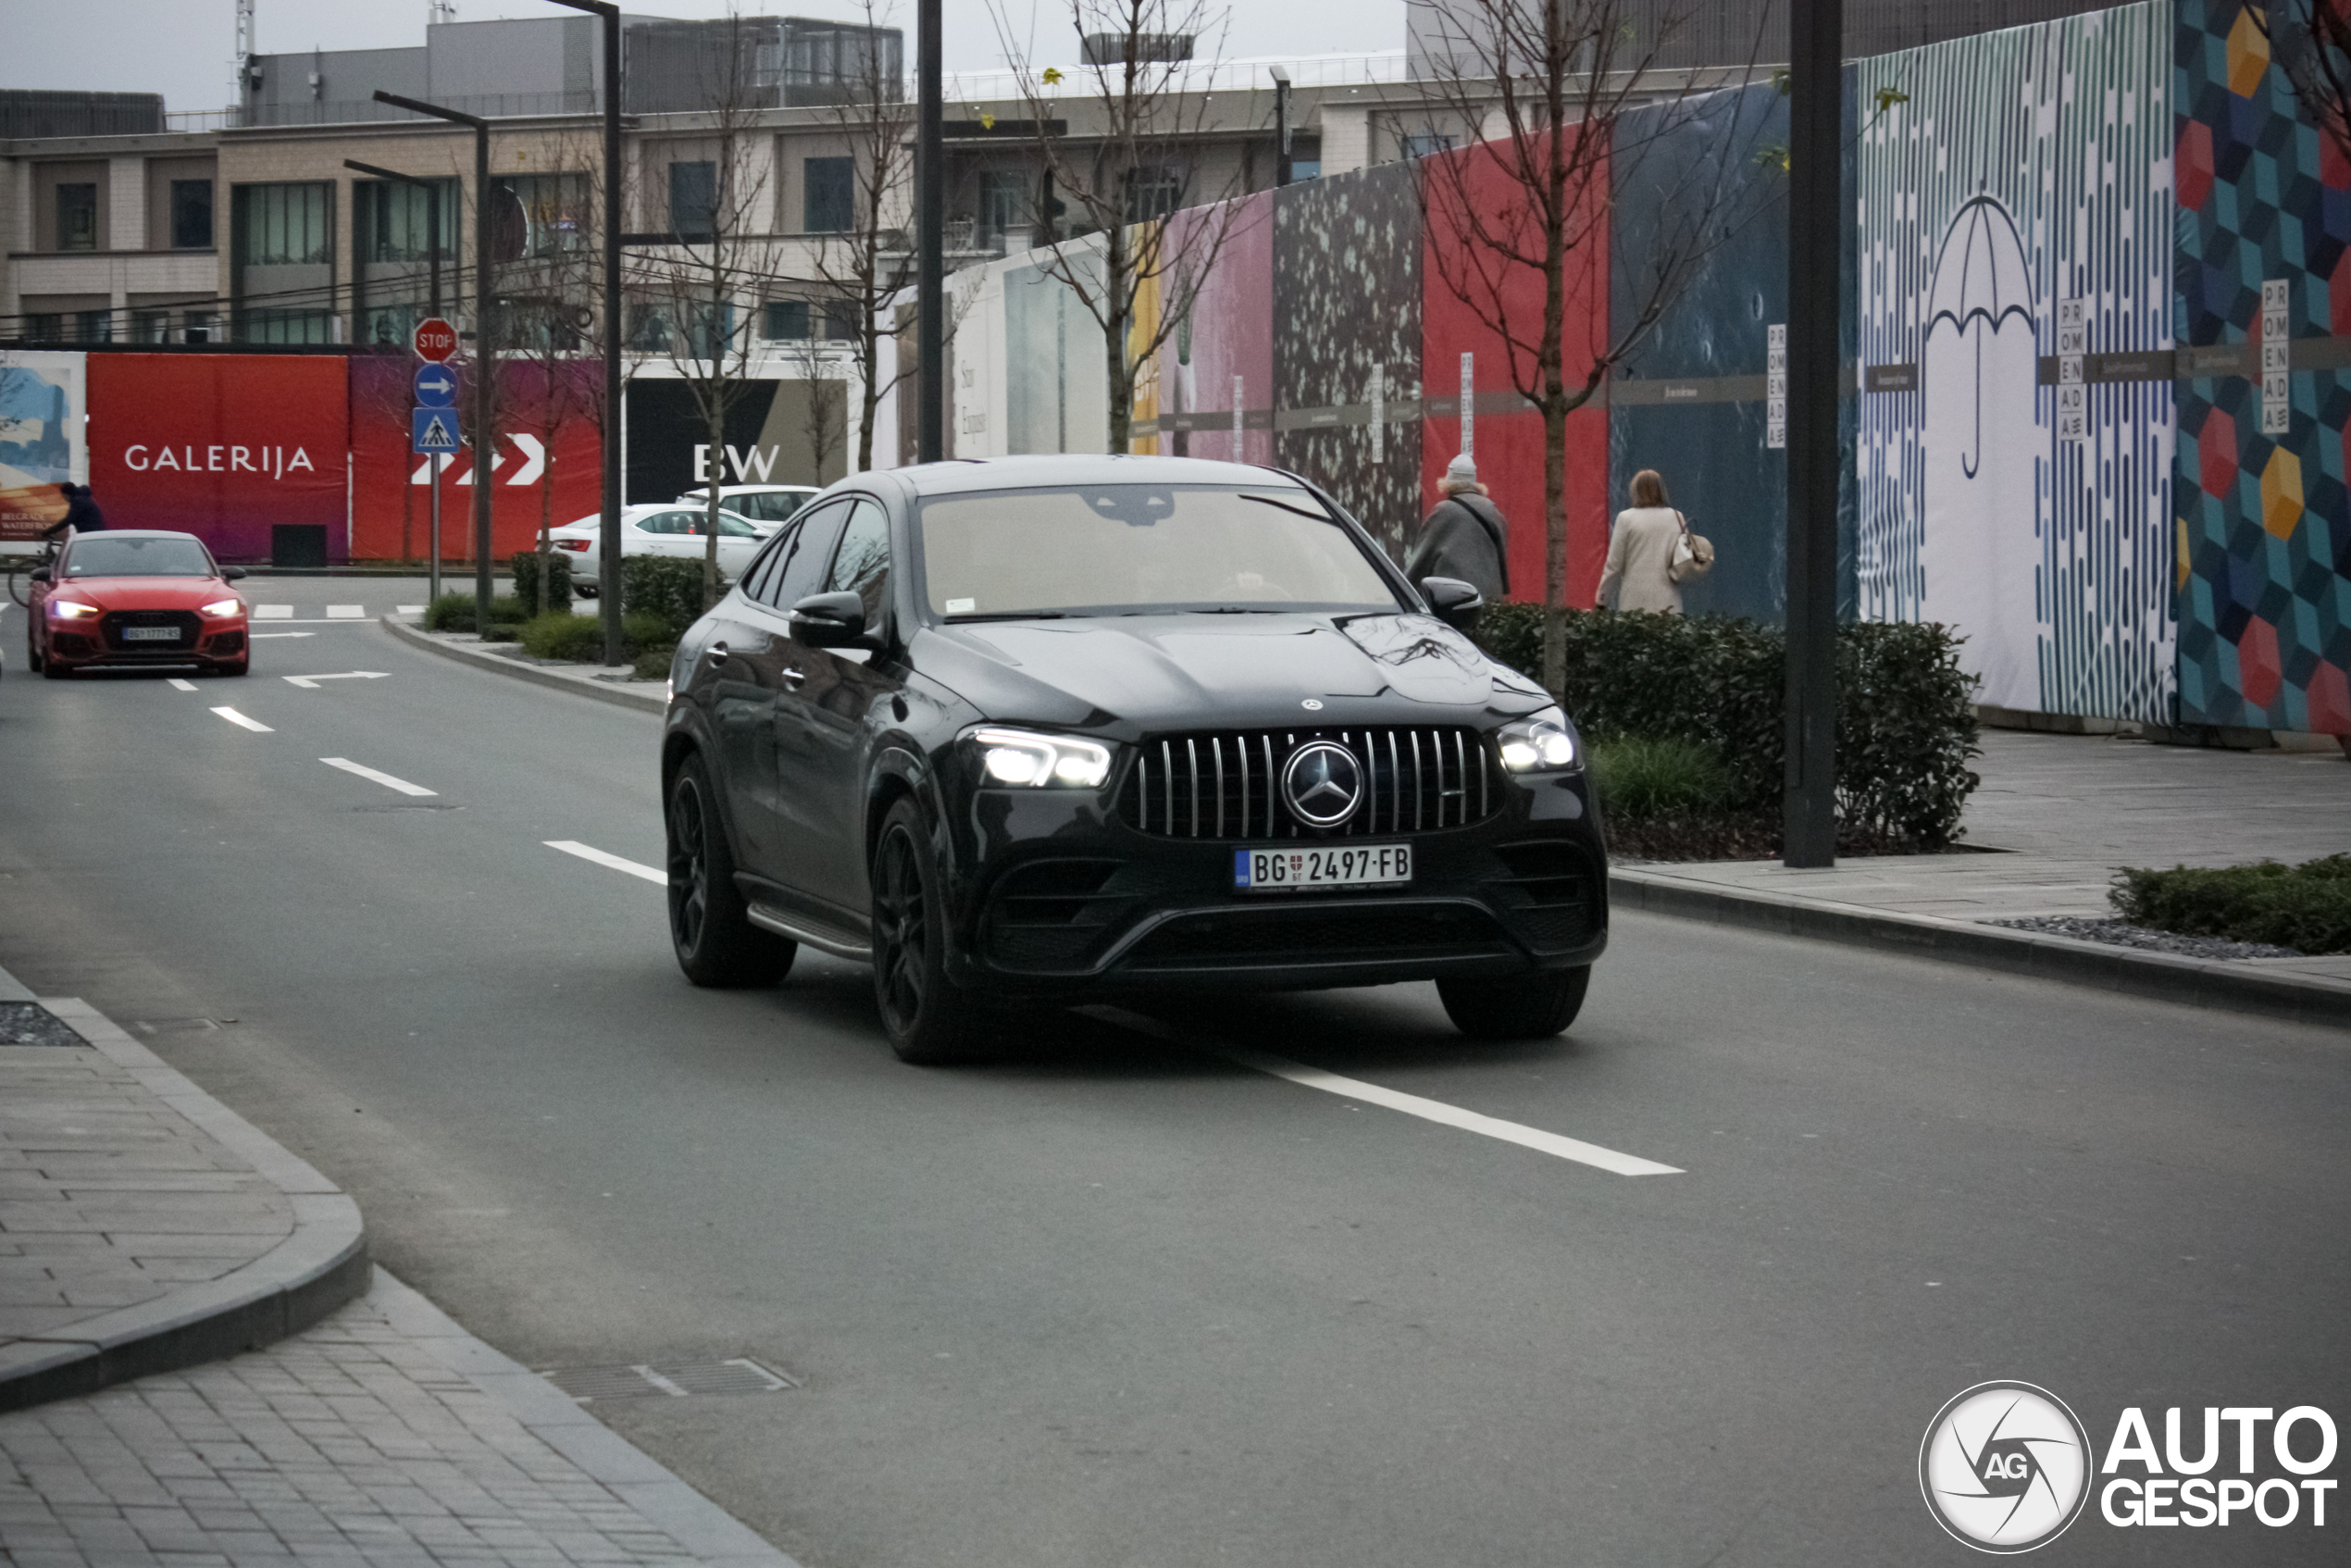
[55,577,237,610]
[914,612,1549,737]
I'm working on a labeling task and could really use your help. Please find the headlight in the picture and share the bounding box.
[1496,706,1579,773]
[49,600,99,619]
[968,726,1113,789]
[199,599,243,618]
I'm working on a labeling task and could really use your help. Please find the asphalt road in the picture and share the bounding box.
[1,599,2345,1568]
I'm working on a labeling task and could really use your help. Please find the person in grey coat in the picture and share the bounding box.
[1405,453,1509,603]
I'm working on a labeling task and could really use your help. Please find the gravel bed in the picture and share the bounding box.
[0,1001,88,1047]
[1987,915,2305,961]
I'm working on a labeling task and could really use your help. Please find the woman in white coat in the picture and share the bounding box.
[1596,468,1692,614]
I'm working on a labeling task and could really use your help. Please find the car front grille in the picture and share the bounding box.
[1122,902,1511,969]
[1118,727,1497,840]
[100,610,201,652]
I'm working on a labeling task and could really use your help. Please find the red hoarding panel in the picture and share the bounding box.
[349,356,602,564]
[1420,134,1611,606]
[86,355,349,563]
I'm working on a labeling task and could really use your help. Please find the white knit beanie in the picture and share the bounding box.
[1444,452,1477,486]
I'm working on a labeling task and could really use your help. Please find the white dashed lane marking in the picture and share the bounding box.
[319,758,436,796]
[1094,1007,1685,1177]
[544,840,666,885]
[168,678,198,691]
[210,707,273,732]
[327,604,365,618]
[396,604,425,616]
[255,605,294,619]
[283,672,390,689]
[252,632,315,639]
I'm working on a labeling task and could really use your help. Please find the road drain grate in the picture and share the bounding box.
[541,1357,797,1402]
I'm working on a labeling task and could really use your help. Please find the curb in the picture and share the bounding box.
[370,1267,804,1567]
[1609,866,2351,1031]
[0,968,370,1413]
[380,613,666,715]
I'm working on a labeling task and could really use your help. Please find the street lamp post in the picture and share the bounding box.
[917,0,943,463]
[1270,66,1292,188]
[547,0,626,665]
[1783,0,1840,867]
[374,89,497,619]
[343,159,445,598]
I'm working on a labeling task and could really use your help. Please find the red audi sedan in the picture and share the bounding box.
[27,530,251,678]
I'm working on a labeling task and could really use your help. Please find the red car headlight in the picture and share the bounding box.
[200,599,243,618]
[49,600,99,619]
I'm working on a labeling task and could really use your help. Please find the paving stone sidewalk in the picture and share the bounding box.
[1614,728,2351,1002]
[0,1268,797,1568]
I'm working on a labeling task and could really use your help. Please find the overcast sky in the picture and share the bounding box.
[2,1,1409,115]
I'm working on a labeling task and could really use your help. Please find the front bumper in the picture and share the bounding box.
[940,771,1608,997]
[47,621,246,667]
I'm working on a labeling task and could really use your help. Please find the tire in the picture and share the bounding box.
[1438,966,1591,1040]
[869,797,985,1065]
[665,753,795,987]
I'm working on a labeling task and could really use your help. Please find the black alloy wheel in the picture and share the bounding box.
[1437,966,1591,1039]
[665,754,794,988]
[870,797,981,1064]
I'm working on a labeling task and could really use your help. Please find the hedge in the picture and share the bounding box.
[2110,854,2351,954]
[1476,604,1982,852]
[623,555,724,642]
[517,609,673,663]
[422,591,529,634]
[509,550,572,617]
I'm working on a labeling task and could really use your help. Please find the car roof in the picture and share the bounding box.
[65,529,205,542]
[890,454,1306,497]
[679,483,820,494]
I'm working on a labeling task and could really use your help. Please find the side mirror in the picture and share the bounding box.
[790,590,868,648]
[28,567,52,585]
[1419,576,1484,632]
[221,566,247,581]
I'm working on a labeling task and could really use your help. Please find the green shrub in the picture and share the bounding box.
[509,549,573,617]
[623,555,725,641]
[421,591,529,634]
[516,609,677,664]
[1590,735,1732,819]
[633,645,677,681]
[2110,854,2351,954]
[1475,604,1981,852]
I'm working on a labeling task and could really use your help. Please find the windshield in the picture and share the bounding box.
[916,484,1399,619]
[65,537,217,579]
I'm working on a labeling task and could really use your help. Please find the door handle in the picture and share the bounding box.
[780,666,805,685]
[708,641,729,666]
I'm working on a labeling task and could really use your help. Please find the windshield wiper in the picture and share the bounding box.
[944,610,1069,622]
[1238,493,1336,523]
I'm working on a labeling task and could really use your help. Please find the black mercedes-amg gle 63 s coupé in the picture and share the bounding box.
[660,454,1607,1063]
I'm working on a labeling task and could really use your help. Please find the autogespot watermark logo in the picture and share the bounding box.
[1919,1382,2093,1552]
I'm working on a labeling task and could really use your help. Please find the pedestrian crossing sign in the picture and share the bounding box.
[412,408,460,454]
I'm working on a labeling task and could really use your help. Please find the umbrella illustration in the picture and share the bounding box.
[1925,194,2037,478]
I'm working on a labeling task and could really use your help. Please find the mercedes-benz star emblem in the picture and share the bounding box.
[1283,741,1364,828]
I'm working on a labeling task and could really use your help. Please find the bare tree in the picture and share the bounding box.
[782,318,850,480]
[636,13,780,606]
[1413,0,1772,694]
[797,0,921,471]
[993,0,1261,451]
[2256,5,2351,159]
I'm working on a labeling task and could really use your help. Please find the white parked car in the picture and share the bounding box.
[674,483,820,527]
[549,504,765,596]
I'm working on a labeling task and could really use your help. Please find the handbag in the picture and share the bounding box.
[1668,510,1715,583]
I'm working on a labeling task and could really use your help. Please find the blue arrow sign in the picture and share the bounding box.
[412,407,461,454]
[413,363,459,407]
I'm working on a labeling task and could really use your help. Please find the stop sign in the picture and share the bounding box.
[412,317,459,362]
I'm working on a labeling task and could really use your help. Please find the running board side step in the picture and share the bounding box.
[746,903,872,962]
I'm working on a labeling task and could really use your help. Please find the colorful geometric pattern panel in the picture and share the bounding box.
[2175,0,2351,735]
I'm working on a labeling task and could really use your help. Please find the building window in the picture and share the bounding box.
[977,171,1026,247]
[356,179,456,264]
[73,308,114,343]
[669,161,717,240]
[57,182,99,251]
[235,182,332,265]
[1124,168,1180,224]
[1401,131,1456,160]
[130,308,173,342]
[239,309,333,344]
[184,309,217,344]
[803,156,853,232]
[1288,160,1322,182]
[170,180,215,248]
[25,314,61,341]
[628,302,673,352]
[492,174,590,259]
[765,299,855,341]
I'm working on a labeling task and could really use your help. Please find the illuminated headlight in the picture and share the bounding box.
[199,599,243,618]
[49,601,99,619]
[969,726,1113,789]
[1496,707,1579,773]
